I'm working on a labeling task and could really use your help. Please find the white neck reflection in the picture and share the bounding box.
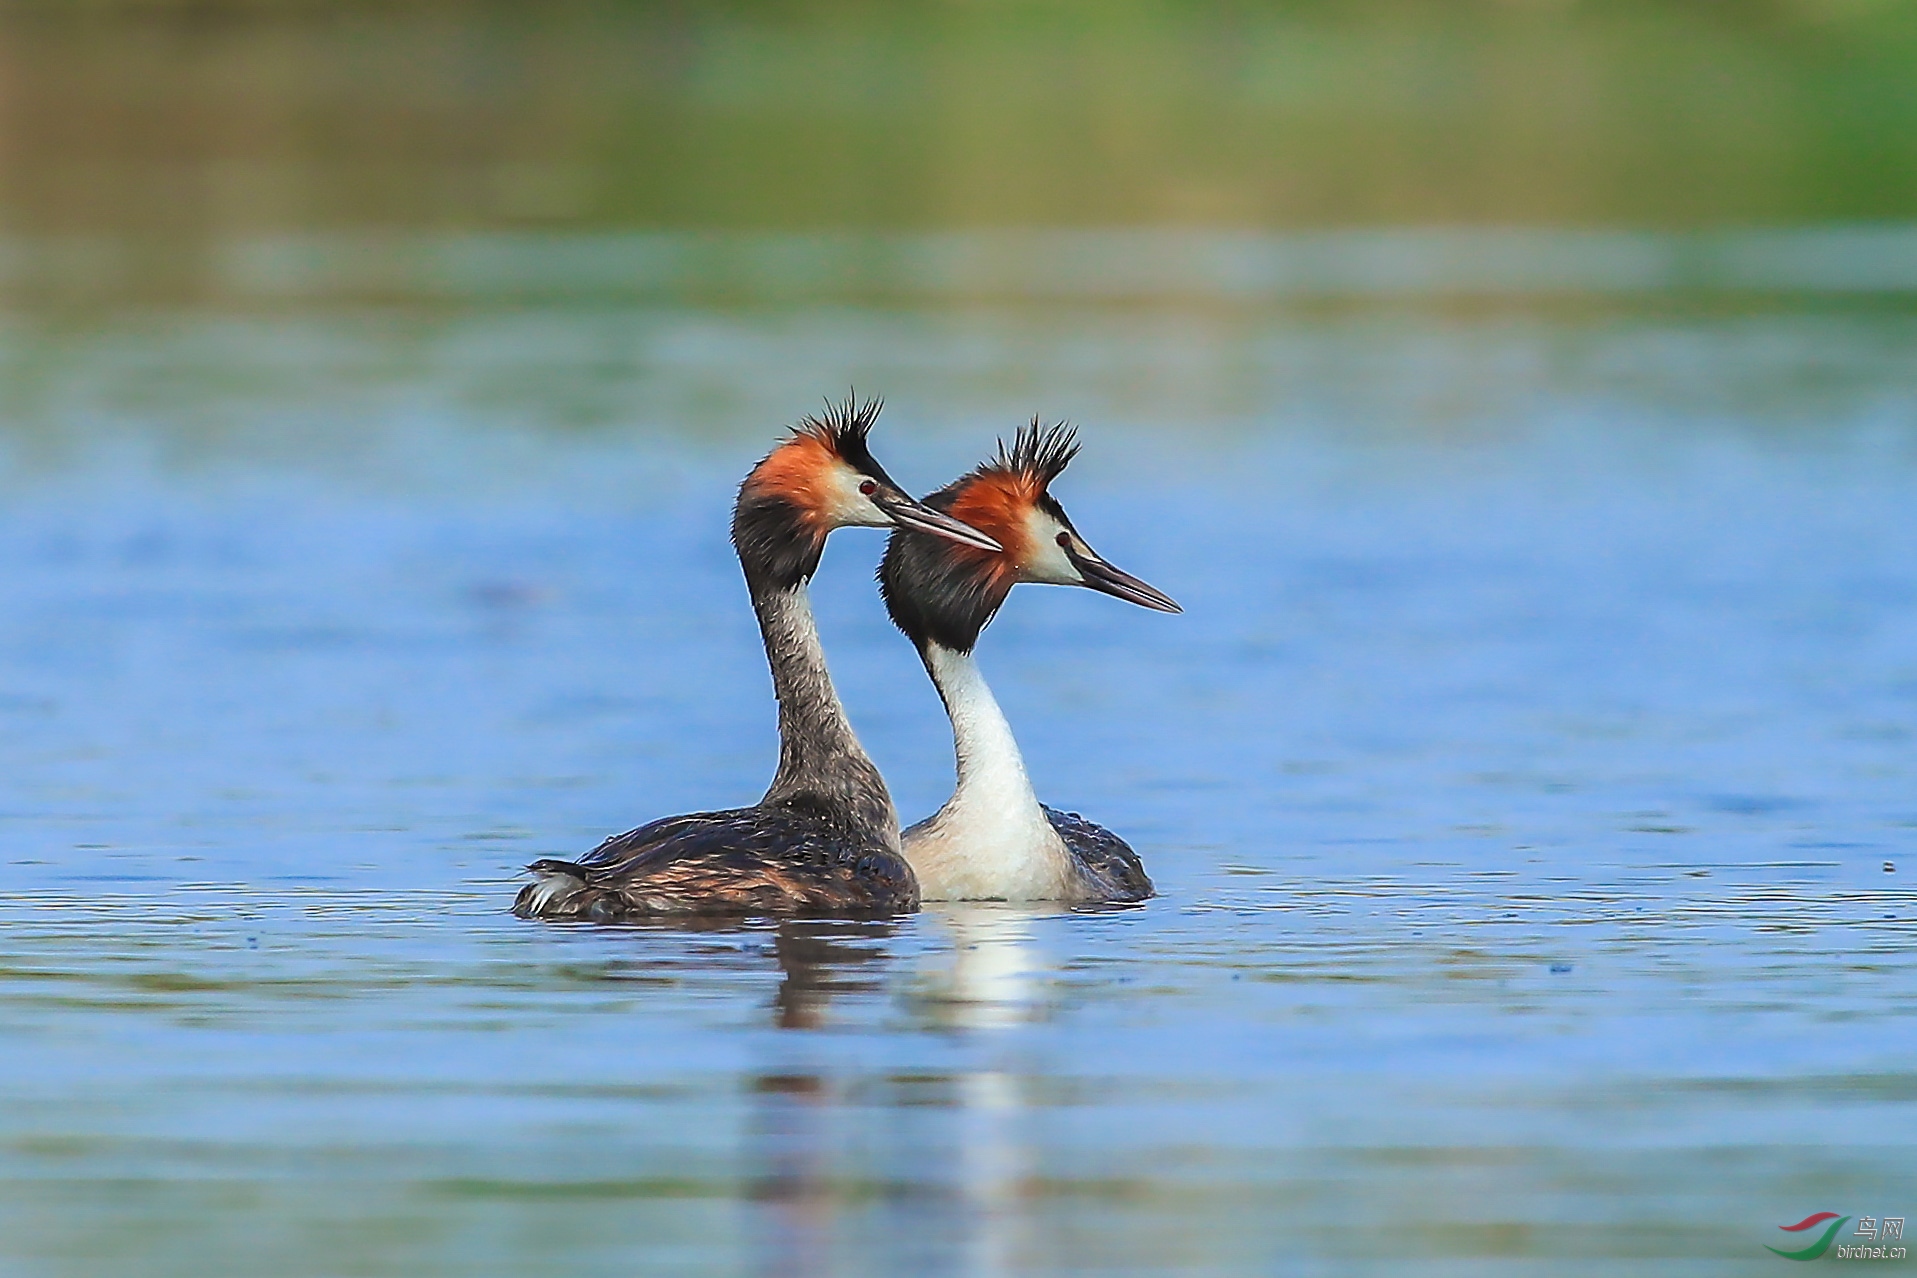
[917,902,1066,1030]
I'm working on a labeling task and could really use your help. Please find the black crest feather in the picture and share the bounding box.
[793,392,882,473]
[734,393,895,590]
[879,416,1083,655]
[985,418,1079,489]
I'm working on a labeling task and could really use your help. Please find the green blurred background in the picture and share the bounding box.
[6,0,1916,243]
[2,14,1914,1276]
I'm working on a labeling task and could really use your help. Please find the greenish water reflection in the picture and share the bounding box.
[4,0,1916,252]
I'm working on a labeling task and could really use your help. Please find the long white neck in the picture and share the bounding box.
[902,644,1075,901]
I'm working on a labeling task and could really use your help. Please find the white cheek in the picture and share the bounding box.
[822,467,889,528]
[1022,511,1080,585]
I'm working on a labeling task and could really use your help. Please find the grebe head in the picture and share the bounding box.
[734,394,1001,589]
[879,419,1180,653]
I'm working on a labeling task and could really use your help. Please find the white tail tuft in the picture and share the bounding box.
[520,861,588,916]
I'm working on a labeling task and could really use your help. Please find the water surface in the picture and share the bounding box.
[1,293,1914,1275]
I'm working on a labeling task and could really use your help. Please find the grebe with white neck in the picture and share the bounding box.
[878,423,1180,904]
[514,397,1001,921]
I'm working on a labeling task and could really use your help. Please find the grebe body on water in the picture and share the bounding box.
[878,424,1180,905]
[514,398,1000,921]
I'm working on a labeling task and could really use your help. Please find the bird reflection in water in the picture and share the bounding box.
[750,920,894,1278]
[747,908,1056,1278]
[912,904,1050,1031]
[767,918,897,1031]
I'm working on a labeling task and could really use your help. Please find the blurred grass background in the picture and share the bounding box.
[4,0,1915,241]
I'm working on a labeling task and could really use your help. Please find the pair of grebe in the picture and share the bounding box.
[514,398,1178,921]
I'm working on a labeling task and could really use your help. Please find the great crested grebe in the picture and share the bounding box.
[878,422,1180,904]
[514,397,1001,921]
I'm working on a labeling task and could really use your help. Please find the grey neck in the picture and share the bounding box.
[752,582,899,842]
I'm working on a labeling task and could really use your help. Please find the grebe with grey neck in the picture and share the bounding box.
[878,423,1180,905]
[513,397,1001,921]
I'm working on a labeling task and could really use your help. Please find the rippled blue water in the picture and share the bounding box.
[1,299,1914,1275]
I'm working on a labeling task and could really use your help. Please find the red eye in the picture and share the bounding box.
[859,480,878,496]
[1056,532,1071,548]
